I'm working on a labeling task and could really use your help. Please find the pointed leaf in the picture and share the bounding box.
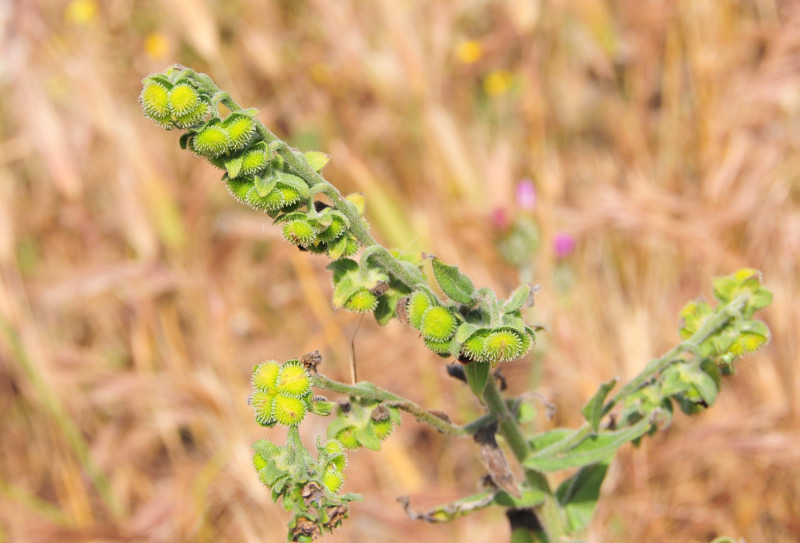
[373,290,400,326]
[304,150,331,171]
[528,429,573,452]
[556,460,610,532]
[327,236,349,260]
[525,416,653,472]
[581,378,618,431]
[502,284,532,314]
[464,360,490,397]
[326,258,359,284]
[432,257,476,305]
[224,154,244,179]
[274,170,310,197]
[354,424,381,451]
[254,173,276,197]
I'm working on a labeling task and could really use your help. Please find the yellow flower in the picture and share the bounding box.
[65,0,97,25]
[484,70,514,97]
[145,32,169,60]
[456,40,483,64]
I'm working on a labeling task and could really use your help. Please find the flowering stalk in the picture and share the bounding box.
[140,66,773,543]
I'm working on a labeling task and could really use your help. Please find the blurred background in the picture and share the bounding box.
[1,0,799,541]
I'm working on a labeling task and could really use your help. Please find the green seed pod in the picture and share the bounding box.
[250,390,277,425]
[323,440,347,472]
[282,219,317,247]
[222,113,256,152]
[461,329,491,362]
[191,125,230,158]
[272,394,308,426]
[252,360,281,392]
[310,398,336,416]
[340,235,360,258]
[140,81,172,126]
[167,83,201,116]
[173,102,208,129]
[420,306,456,341]
[275,184,304,208]
[241,147,270,175]
[424,337,452,356]
[316,212,349,243]
[483,329,525,363]
[277,362,311,397]
[321,465,344,493]
[335,427,360,450]
[406,291,432,330]
[226,177,254,204]
[245,185,286,211]
[371,418,395,441]
[344,289,378,313]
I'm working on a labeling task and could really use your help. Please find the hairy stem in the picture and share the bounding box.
[311,373,486,436]
[476,372,565,541]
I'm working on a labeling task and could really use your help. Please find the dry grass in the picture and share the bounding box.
[1,0,799,541]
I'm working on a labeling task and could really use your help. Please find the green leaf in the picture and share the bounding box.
[528,428,573,452]
[373,289,400,326]
[556,460,610,532]
[326,259,359,284]
[224,154,244,179]
[327,235,349,260]
[464,360,490,397]
[431,257,476,306]
[581,378,618,431]
[326,417,355,441]
[304,150,331,171]
[354,424,381,451]
[493,485,546,509]
[525,416,653,472]
[274,170,310,197]
[253,173,276,197]
[502,284,532,314]
[728,320,770,355]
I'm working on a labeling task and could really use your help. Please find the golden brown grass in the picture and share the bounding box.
[1,1,798,541]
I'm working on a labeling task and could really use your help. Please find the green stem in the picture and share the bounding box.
[602,293,748,416]
[476,373,565,541]
[311,373,484,436]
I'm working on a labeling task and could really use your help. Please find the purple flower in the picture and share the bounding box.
[516,178,536,211]
[491,207,510,230]
[553,233,575,258]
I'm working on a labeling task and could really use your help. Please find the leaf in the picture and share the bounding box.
[464,360,490,397]
[274,171,311,198]
[325,417,355,441]
[304,150,331,171]
[556,460,610,532]
[493,485,547,509]
[373,290,400,326]
[327,235,350,260]
[179,132,191,150]
[502,284,532,314]
[354,424,381,451]
[431,257,476,306]
[224,154,244,179]
[525,416,653,472]
[253,173,276,197]
[326,258,359,284]
[528,428,573,452]
[581,378,618,431]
